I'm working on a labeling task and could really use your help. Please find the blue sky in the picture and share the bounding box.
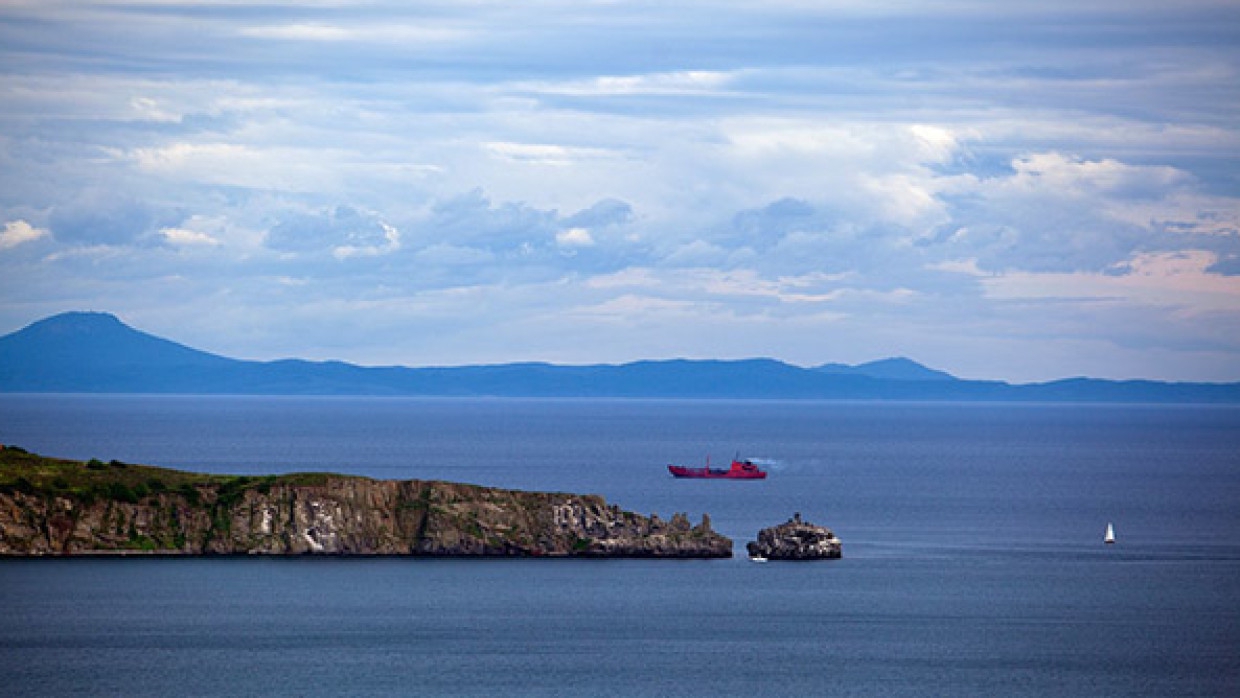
[1,1,1238,382]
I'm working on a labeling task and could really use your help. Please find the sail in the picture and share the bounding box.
[1104,522,1115,544]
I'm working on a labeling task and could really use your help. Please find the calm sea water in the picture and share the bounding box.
[1,395,1238,696]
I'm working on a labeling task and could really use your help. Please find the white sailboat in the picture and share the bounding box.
[1104,522,1115,545]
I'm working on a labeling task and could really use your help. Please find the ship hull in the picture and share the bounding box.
[667,460,767,479]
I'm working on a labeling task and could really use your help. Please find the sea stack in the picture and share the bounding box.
[746,512,841,560]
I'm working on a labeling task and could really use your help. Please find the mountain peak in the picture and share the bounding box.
[0,311,229,391]
[814,357,956,382]
[25,311,126,334]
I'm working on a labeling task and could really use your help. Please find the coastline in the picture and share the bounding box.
[0,448,732,558]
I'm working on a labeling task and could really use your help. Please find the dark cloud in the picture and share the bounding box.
[265,206,391,253]
[563,198,633,229]
[48,191,162,246]
[381,192,651,277]
[726,198,830,251]
[423,189,558,252]
[1208,253,1240,276]
[937,215,1156,274]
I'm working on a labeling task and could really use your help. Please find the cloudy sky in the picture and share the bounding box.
[2,1,1238,382]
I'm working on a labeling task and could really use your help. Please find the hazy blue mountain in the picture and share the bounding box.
[0,311,234,392]
[1,312,1237,402]
[814,357,957,382]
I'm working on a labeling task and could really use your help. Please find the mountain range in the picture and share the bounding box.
[1,311,1238,402]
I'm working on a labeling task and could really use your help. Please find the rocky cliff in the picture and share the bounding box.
[0,448,731,557]
[746,513,841,560]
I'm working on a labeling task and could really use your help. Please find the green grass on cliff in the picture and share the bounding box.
[0,446,353,504]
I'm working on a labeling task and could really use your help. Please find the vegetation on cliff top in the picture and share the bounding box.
[0,445,341,506]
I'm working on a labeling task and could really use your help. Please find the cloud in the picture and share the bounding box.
[47,191,161,246]
[128,96,184,124]
[711,120,960,230]
[421,189,559,253]
[978,250,1240,314]
[1004,152,1191,200]
[238,23,467,44]
[933,152,1240,274]
[413,243,495,267]
[1209,254,1240,275]
[663,240,734,267]
[727,198,825,251]
[130,142,347,192]
[562,198,634,229]
[0,220,48,249]
[484,142,621,167]
[238,24,355,42]
[586,266,854,309]
[160,226,221,247]
[555,227,594,248]
[515,70,736,97]
[333,222,401,260]
[265,206,399,258]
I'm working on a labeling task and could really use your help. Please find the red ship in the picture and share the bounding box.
[668,456,767,479]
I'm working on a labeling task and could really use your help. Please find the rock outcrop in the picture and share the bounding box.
[746,512,841,560]
[0,449,731,557]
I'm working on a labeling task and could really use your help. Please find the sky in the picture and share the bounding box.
[1,1,1238,383]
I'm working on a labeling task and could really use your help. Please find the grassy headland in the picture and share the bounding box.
[0,446,730,557]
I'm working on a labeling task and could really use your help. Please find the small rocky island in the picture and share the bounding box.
[0,447,731,557]
[747,512,841,560]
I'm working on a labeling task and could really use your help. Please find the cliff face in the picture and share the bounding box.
[0,450,731,557]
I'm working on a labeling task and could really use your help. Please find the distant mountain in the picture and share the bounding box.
[0,312,233,392]
[1,312,1238,402]
[814,357,956,382]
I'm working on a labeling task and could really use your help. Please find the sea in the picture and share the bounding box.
[1,395,1238,697]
